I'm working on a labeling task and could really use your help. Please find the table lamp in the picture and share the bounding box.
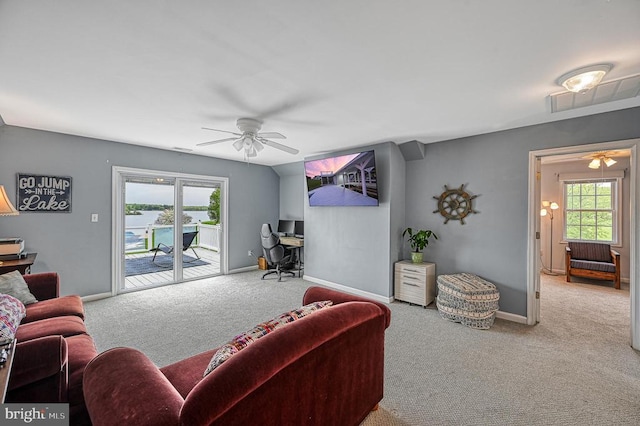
[0,185,19,216]
[0,185,19,265]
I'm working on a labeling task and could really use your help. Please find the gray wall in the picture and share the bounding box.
[272,162,305,220]
[303,142,405,298]
[405,107,640,316]
[541,158,631,278]
[0,126,280,297]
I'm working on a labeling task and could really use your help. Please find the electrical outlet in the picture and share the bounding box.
[248,250,253,257]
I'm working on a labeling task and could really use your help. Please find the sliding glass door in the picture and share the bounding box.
[113,167,227,294]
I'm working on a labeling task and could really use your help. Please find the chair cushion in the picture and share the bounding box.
[0,294,26,341]
[568,242,611,262]
[570,259,616,273]
[0,271,38,305]
[22,295,85,324]
[16,315,87,342]
[203,300,333,376]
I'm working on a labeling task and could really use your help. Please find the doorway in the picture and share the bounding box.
[527,139,639,349]
[112,167,228,294]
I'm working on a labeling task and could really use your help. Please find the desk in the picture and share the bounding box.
[0,339,17,403]
[280,237,304,277]
[0,253,37,275]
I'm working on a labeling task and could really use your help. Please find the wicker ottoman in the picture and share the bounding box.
[436,273,500,329]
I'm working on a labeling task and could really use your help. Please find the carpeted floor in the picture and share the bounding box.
[124,254,208,276]
[84,271,640,425]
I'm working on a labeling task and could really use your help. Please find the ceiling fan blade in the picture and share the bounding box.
[257,132,286,139]
[196,137,239,147]
[259,138,299,155]
[201,127,242,137]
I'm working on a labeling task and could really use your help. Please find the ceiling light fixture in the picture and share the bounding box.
[587,153,616,169]
[557,64,611,94]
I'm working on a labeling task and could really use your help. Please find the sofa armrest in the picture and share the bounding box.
[83,347,184,426]
[303,286,391,329]
[23,272,60,301]
[9,335,68,396]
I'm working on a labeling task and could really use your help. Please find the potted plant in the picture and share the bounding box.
[402,227,438,263]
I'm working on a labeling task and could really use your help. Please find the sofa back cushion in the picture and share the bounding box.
[182,301,386,426]
[203,300,332,377]
[568,242,612,263]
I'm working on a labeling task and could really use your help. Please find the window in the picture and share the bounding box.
[563,179,620,244]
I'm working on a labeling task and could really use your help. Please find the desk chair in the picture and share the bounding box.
[151,231,200,264]
[260,224,295,281]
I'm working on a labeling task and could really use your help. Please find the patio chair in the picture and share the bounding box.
[151,231,200,264]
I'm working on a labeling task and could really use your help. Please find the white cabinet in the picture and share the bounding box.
[394,260,436,307]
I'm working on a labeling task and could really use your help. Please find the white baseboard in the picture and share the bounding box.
[229,265,258,274]
[303,275,393,304]
[82,292,112,302]
[496,310,527,324]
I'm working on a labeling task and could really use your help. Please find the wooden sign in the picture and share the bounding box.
[16,174,72,213]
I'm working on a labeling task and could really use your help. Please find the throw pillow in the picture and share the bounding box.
[0,271,38,305]
[0,294,27,341]
[203,300,333,377]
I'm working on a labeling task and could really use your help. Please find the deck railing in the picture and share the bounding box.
[125,223,221,254]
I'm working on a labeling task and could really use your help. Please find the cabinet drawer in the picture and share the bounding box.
[395,264,428,277]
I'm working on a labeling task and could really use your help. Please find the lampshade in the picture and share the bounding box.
[0,185,19,216]
[540,208,548,217]
[604,157,617,167]
[550,202,559,210]
[541,200,550,207]
[557,64,611,94]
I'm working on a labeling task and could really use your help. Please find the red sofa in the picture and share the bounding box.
[83,286,391,426]
[5,272,97,426]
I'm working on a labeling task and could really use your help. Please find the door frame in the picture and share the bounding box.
[111,166,229,295]
[527,138,639,349]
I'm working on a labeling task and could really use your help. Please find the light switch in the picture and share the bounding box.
[91,213,99,222]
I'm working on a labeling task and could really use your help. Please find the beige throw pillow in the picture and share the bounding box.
[0,271,38,305]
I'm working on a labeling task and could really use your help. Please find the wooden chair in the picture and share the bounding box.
[565,242,620,289]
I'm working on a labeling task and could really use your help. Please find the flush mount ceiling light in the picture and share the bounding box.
[557,64,612,94]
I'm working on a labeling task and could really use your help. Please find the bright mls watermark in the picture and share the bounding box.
[2,404,68,425]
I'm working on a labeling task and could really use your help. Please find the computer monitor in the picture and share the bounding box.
[277,220,295,236]
[294,220,304,238]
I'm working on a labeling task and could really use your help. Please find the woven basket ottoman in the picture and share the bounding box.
[436,273,500,329]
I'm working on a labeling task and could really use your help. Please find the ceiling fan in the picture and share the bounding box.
[197,118,299,159]
[582,150,620,169]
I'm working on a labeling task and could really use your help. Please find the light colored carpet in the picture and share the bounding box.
[84,271,640,425]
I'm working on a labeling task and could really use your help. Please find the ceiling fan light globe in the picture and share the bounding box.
[232,139,244,151]
[604,157,617,167]
[588,158,601,169]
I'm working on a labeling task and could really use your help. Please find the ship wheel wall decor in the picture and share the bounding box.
[433,184,478,224]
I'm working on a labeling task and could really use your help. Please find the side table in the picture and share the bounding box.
[0,339,17,402]
[394,260,436,307]
[0,253,37,275]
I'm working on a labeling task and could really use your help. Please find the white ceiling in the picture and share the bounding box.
[1,1,639,166]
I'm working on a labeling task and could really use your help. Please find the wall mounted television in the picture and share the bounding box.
[304,150,379,207]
